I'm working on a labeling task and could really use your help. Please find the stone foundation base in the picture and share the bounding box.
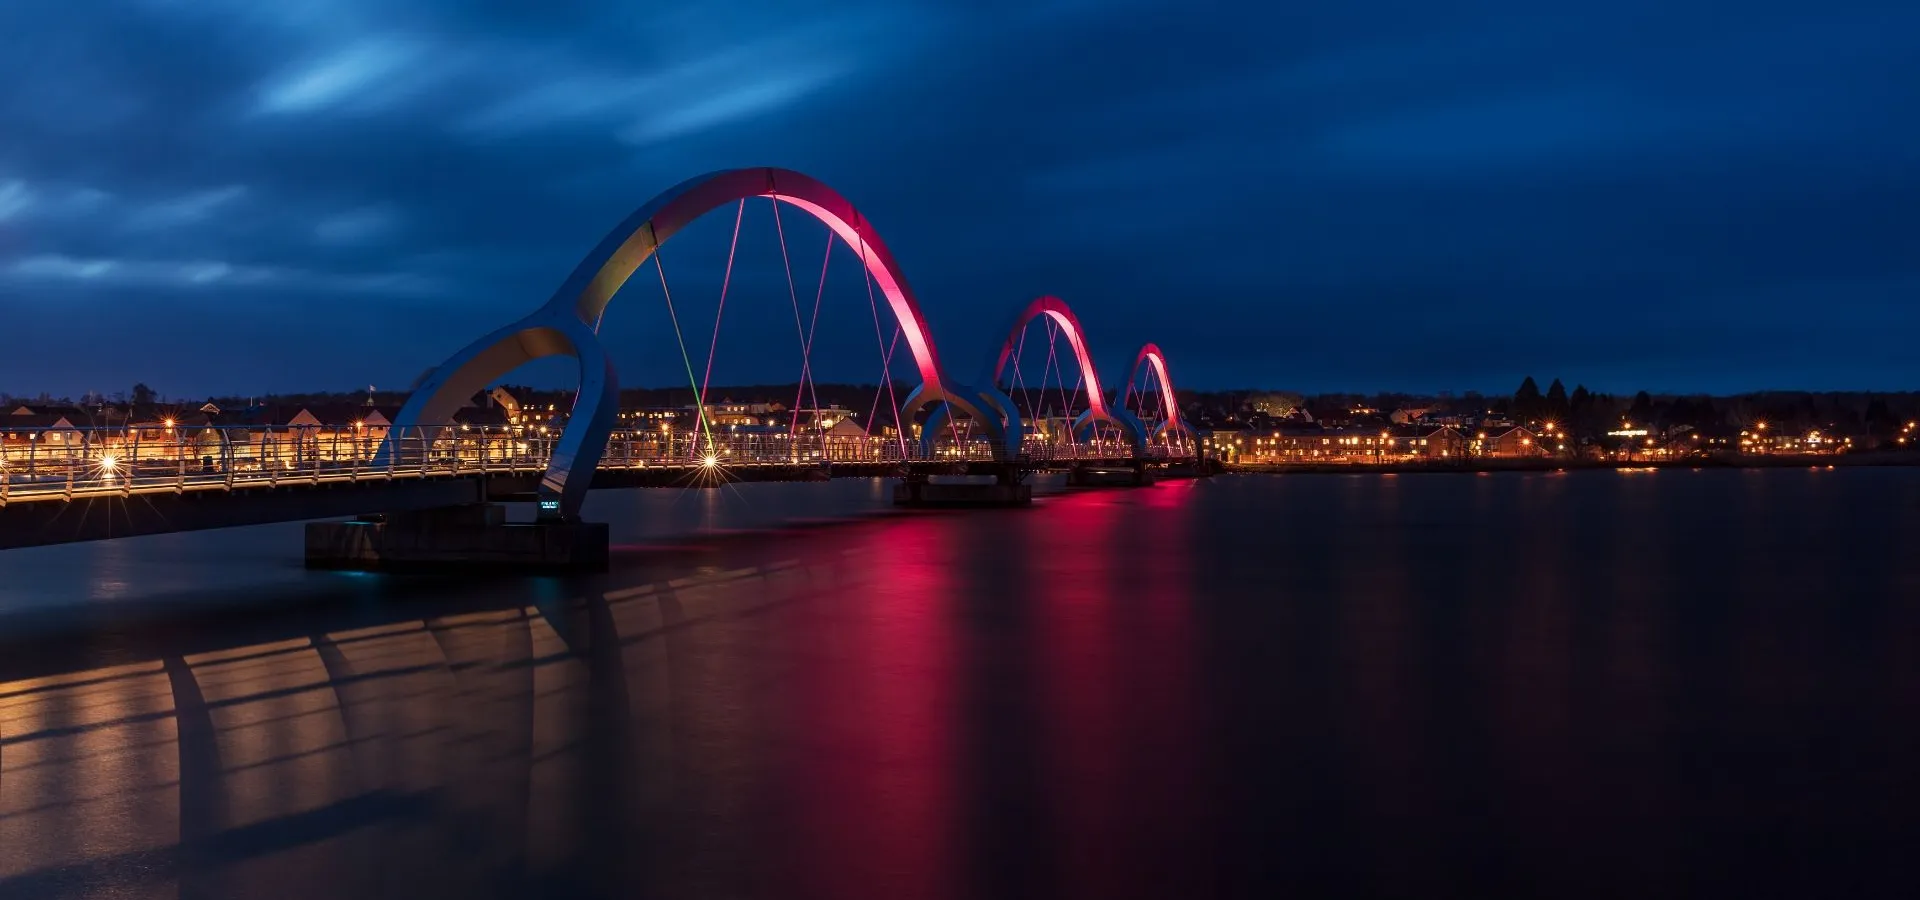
[305,504,609,572]
[892,481,1032,507]
[1066,466,1155,487]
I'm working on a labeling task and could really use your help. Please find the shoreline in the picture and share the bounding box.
[1223,452,1920,476]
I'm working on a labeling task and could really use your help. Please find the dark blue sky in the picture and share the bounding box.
[1,0,1915,398]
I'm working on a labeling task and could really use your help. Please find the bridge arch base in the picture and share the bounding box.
[378,308,618,520]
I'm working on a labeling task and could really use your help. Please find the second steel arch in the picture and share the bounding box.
[927,295,1149,457]
[1123,343,1193,444]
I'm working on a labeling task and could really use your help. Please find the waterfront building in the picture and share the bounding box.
[1228,425,1466,463]
[1470,426,1547,458]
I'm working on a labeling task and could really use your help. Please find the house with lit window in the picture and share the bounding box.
[3,405,86,452]
[1389,425,1468,459]
[1471,426,1547,458]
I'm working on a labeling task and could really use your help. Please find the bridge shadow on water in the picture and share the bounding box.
[0,521,892,899]
[0,487,1219,900]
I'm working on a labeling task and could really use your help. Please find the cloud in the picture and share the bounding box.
[313,204,400,244]
[257,39,423,115]
[455,15,896,144]
[0,178,114,223]
[124,185,248,230]
[616,65,846,145]
[6,253,441,295]
[0,180,29,222]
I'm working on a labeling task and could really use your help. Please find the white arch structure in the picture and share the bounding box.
[382,168,1007,519]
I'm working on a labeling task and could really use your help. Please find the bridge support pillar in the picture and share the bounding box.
[305,504,609,572]
[1158,460,1209,479]
[892,474,1031,508]
[1066,464,1156,488]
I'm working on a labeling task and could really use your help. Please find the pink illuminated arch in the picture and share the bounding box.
[991,296,1116,420]
[553,167,953,397]
[1126,343,1190,439]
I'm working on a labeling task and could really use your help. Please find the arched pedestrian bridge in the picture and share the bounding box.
[0,168,1201,555]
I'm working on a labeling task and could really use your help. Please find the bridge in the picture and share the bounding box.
[0,167,1201,560]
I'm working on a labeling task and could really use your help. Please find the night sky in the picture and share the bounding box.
[2,1,1915,399]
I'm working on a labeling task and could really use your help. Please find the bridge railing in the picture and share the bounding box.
[0,424,545,501]
[0,422,1191,502]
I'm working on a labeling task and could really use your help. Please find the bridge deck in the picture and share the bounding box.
[0,455,1195,549]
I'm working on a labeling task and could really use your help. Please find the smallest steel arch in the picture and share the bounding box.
[1124,343,1191,443]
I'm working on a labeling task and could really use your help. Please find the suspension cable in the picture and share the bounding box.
[1067,368,1087,447]
[865,324,901,437]
[802,225,831,424]
[1043,318,1070,427]
[693,199,747,454]
[1010,326,1038,439]
[653,250,712,454]
[771,196,814,436]
[856,233,909,458]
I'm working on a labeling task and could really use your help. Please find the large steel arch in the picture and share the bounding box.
[384,167,1003,519]
[929,296,1147,456]
[1123,343,1193,443]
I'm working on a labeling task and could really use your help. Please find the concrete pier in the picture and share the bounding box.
[1066,465,1155,487]
[305,504,609,572]
[892,479,1032,507]
[1158,461,1211,479]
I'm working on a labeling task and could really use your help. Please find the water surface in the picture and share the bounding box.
[2,469,1916,898]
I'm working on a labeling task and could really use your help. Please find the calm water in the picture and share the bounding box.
[1,469,1917,899]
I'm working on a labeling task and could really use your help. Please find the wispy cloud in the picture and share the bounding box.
[256,38,425,115]
[0,178,114,223]
[6,253,441,295]
[456,14,902,143]
[0,180,29,222]
[124,185,248,230]
[313,204,400,245]
[616,64,847,146]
